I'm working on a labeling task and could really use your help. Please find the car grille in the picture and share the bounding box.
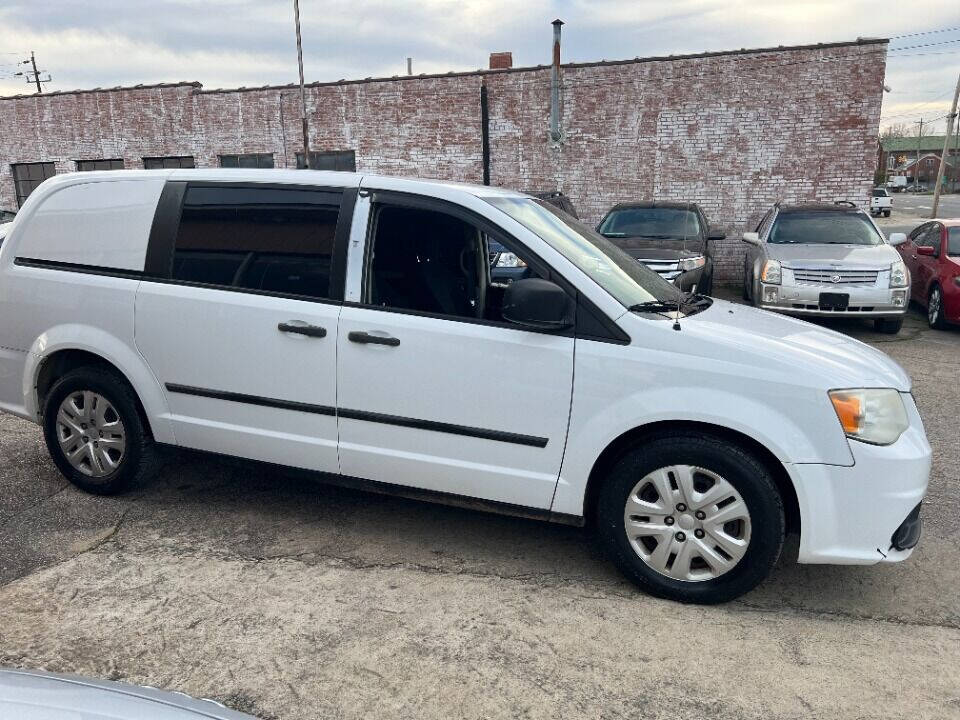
[791,268,879,286]
[637,259,681,281]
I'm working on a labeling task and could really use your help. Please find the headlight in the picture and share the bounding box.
[829,389,909,445]
[761,259,781,285]
[678,255,706,272]
[889,259,908,288]
[496,252,527,268]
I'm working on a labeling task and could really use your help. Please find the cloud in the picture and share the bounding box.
[0,0,957,133]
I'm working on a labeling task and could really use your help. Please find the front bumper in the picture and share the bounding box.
[756,281,908,318]
[789,393,930,565]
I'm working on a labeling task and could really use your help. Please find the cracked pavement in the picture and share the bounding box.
[1,297,958,719]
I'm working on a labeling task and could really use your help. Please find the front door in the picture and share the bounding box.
[335,191,575,509]
[135,182,352,473]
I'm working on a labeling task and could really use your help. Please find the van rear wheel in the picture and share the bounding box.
[42,366,152,495]
[594,432,784,604]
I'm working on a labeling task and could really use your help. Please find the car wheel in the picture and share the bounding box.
[873,317,903,334]
[928,285,947,329]
[594,431,785,604]
[42,366,153,495]
[742,272,751,301]
[884,210,891,217]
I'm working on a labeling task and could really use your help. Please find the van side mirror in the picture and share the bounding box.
[742,232,760,245]
[708,232,726,241]
[502,278,574,331]
[916,245,935,256]
[888,232,907,246]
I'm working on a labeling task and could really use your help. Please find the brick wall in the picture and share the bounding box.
[0,40,886,282]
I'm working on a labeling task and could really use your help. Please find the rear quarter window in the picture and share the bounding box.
[13,178,165,271]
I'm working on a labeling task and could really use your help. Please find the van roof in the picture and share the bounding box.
[35,169,528,200]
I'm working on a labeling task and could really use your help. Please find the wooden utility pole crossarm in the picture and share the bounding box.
[931,72,960,218]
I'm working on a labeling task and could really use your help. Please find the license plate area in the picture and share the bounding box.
[818,292,849,311]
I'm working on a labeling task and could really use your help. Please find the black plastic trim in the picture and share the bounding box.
[165,384,336,416]
[14,256,143,279]
[338,407,548,448]
[328,188,357,301]
[165,384,548,448]
[144,180,186,278]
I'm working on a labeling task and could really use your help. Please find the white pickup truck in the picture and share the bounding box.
[870,187,892,217]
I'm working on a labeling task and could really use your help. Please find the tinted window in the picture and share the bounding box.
[76,159,124,171]
[767,212,883,246]
[366,204,545,324]
[923,224,943,255]
[172,186,341,300]
[219,153,275,169]
[872,189,888,197]
[947,227,960,256]
[598,207,700,239]
[144,156,195,169]
[12,162,56,207]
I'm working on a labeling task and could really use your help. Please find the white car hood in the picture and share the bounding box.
[682,299,911,391]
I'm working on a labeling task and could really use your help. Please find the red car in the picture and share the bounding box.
[898,219,960,329]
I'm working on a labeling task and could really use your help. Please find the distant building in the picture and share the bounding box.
[1,38,887,282]
[878,135,960,188]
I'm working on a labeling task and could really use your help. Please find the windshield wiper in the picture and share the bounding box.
[628,300,682,313]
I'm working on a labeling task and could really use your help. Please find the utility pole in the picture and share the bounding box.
[293,0,311,169]
[915,117,923,188]
[23,51,51,93]
[931,72,960,217]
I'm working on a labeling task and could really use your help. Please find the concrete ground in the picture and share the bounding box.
[1,301,959,718]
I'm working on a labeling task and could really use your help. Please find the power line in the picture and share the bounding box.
[888,38,960,52]
[889,26,960,39]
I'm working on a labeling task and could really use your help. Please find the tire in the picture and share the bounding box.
[927,285,948,329]
[42,365,153,495]
[883,210,891,217]
[742,272,751,301]
[700,272,713,296]
[873,317,903,334]
[594,432,785,604]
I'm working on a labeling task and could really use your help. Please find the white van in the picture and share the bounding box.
[0,170,930,603]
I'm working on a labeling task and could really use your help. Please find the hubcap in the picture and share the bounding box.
[929,289,941,325]
[55,391,126,477]
[623,465,752,582]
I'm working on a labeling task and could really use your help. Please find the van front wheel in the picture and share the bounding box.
[595,432,785,604]
[42,366,152,495]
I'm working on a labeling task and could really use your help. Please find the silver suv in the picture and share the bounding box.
[742,202,909,333]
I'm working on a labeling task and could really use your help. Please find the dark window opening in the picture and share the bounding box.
[12,162,56,207]
[172,185,341,300]
[144,156,195,170]
[366,204,542,323]
[296,150,356,171]
[76,159,124,172]
[219,153,275,169]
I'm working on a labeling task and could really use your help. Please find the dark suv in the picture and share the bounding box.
[596,202,724,294]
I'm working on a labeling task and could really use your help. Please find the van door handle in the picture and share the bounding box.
[348,331,400,347]
[278,322,327,338]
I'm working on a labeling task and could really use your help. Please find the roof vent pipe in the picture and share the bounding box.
[550,18,564,142]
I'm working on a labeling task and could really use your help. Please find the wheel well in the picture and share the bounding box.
[35,349,153,438]
[582,421,800,535]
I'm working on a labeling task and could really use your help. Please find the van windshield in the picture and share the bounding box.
[485,197,682,307]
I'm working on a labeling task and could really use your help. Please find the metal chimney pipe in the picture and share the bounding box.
[550,18,564,142]
[407,57,412,76]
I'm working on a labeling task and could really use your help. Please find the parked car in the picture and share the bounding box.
[0,170,929,604]
[897,219,960,329]
[596,202,725,294]
[743,202,910,333]
[0,668,259,719]
[886,176,907,192]
[870,187,892,217]
[0,209,15,223]
[526,190,578,218]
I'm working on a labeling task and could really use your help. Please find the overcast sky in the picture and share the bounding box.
[1,1,958,135]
